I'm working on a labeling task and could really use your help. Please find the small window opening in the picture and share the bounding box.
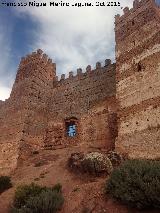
[132,20,135,26]
[65,119,77,137]
[137,63,142,72]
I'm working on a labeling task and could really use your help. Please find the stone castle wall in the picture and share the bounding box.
[0,0,160,175]
[0,50,56,174]
[115,0,160,158]
[0,100,23,174]
[0,51,116,175]
[45,60,116,150]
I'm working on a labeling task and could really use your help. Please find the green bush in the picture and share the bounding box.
[11,183,64,213]
[13,183,44,208]
[25,189,64,213]
[10,207,30,213]
[81,152,113,175]
[106,159,160,209]
[52,183,62,193]
[0,176,12,194]
[107,151,123,166]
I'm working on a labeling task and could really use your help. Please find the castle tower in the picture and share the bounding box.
[115,0,160,158]
[10,49,56,105]
[12,49,57,160]
[0,50,56,174]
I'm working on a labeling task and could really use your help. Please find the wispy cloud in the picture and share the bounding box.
[0,0,133,100]
[17,0,133,75]
[0,15,14,100]
[0,85,11,101]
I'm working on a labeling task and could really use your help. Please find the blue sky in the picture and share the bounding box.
[0,0,159,100]
[0,5,39,100]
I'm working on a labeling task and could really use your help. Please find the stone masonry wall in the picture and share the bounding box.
[80,97,118,151]
[115,0,160,158]
[44,61,116,150]
[0,50,56,174]
[48,61,115,119]
[0,53,116,174]
[0,100,25,175]
[1,0,159,175]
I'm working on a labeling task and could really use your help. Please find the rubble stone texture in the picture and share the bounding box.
[0,0,159,175]
[0,49,117,175]
[115,0,160,158]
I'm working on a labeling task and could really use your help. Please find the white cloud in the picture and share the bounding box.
[16,0,133,75]
[0,24,11,76]
[0,85,11,101]
[0,0,133,100]
[0,16,15,100]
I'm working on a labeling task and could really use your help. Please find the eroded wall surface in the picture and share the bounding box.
[1,0,159,175]
[80,97,118,150]
[115,0,160,158]
[0,52,117,175]
[44,61,116,150]
[0,101,23,174]
[0,50,56,174]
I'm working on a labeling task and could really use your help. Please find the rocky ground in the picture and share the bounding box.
[0,147,159,213]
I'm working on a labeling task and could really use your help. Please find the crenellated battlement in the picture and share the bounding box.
[15,49,56,85]
[115,0,158,24]
[58,59,113,82]
[1,0,160,176]
[13,49,115,95]
[19,49,56,70]
[114,0,160,44]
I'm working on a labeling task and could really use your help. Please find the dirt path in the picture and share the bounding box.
[0,148,159,213]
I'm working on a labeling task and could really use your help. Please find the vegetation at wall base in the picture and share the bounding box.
[107,150,124,167]
[68,152,113,176]
[81,152,113,175]
[11,183,64,213]
[105,159,160,209]
[0,176,12,194]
